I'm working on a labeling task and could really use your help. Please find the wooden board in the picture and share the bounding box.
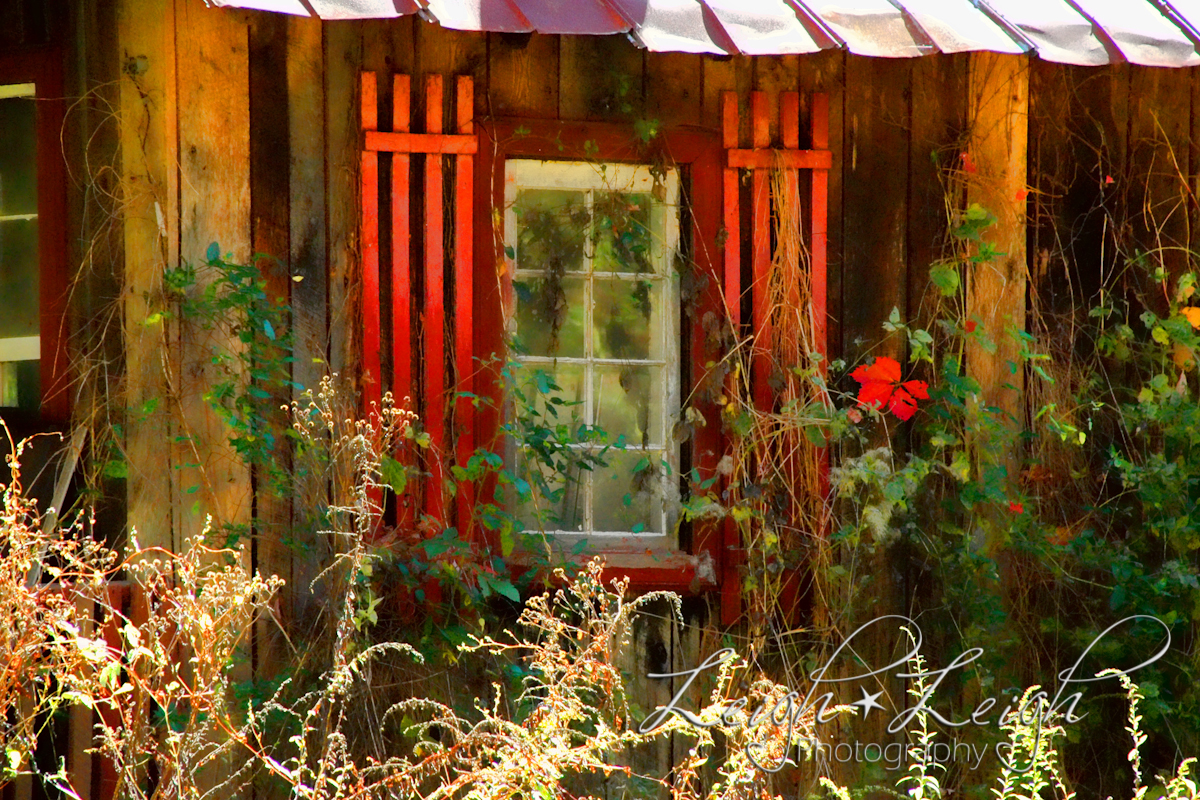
[907,54,967,327]
[559,35,644,122]
[965,52,1029,421]
[249,7,292,671]
[286,12,326,621]
[644,52,701,129]
[702,55,752,137]
[324,21,363,377]
[488,32,559,118]
[841,55,910,366]
[753,55,800,145]
[1127,65,1192,299]
[175,0,253,546]
[118,0,179,553]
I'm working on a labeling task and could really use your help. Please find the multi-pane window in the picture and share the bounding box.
[0,82,40,412]
[505,160,679,544]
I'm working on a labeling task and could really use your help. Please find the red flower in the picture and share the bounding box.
[850,356,929,421]
[962,152,977,174]
[964,320,977,333]
[1009,501,1024,514]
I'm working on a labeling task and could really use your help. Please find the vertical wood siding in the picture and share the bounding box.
[101,3,1200,787]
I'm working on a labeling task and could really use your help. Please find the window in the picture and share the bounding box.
[0,47,67,425]
[504,160,680,550]
[0,82,43,413]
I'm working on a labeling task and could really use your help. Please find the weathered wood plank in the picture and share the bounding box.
[702,55,752,137]
[645,52,701,129]
[324,21,362,378]
[753,55,800,145]
[249,6,293,671]
[841,55,909,365]
[488,32,558,118]
[118,0,179,552]
[907,54,967,328]
[415,23,486,83]
[559,35,644,122]
[1127,65,1191,301]
[965,53,1029,422]
[175,0,253,543]
[286,12,326,620]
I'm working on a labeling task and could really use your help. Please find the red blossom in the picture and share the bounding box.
[962,152,977,174]
[1015,188,1029,202]
[850,356,929,422]
[964,320,977,333]
[1009,501,1025,514]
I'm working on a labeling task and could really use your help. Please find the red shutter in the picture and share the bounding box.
[360,72,478,536]
[719,91,831,626]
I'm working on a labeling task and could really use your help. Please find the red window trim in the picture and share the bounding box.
[472,119,726,594]
[0,46,70,425]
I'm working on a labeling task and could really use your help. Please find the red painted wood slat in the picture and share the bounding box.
[720,91,742,627]
[721,92,740,325]
[361,72,382,413]
[811,93,831,503]
[750,91,771,415]
[454,75,475,537]
[726,148,832,169]
[364,130,478,154]
[424,74,446,526]
[393,75,412,413]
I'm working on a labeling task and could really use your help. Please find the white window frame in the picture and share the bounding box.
[504,159,681,552]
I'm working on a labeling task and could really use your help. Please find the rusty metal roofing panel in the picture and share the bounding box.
[205,0,1200,66]
[304,0,412,19]
[423,0,532,31]
[895,0,1027,55]
[211,0,312,13]
[607,0,735,54]
[981,0,1112,64]
[704,0,829,54]
[506,0,630,34]
[1072,0,1200,66]
[804,0,929,57]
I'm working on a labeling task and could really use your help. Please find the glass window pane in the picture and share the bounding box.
[515,189,588,274]
[0,217,38,410]
[594,366,661,448]
[509,363,585,433]
[514,449,585,534]
[593,192,654,274]
[0,91,37,216]
[592,278,657,360]
[593,448,663,534]
[513,276,586,357]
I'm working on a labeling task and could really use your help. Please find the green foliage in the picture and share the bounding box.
[162,245,297,506]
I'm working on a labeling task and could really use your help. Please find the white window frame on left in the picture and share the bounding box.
[0,82,41,411]
[503,158,682,553]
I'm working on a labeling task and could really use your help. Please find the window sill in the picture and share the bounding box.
[508,546,717,594]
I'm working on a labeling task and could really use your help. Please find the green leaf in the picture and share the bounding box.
[493,579,521,602]
[380,455,408,495]
[930,262,960,296]
[102,460,129,480]
[263,319,276,340]
[206,241,220,262]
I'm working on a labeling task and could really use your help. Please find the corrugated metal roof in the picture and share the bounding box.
[209,0,1200,66]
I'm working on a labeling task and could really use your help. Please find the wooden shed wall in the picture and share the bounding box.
[31,0,1199,792]
[97,0,1200,640]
